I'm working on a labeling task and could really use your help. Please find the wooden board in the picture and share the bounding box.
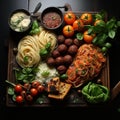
[6,11,110,107]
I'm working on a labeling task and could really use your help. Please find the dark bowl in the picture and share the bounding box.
[40,7,64,31]
[8,9,32,33]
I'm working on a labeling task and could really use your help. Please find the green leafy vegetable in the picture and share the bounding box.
[41,70,50,77]
[13,67,39,83]
[81,82,110,104]
[23,56,29,63]
[60,74,68,80]
[32,20,39,29]
[76,32,83,40]
[35,95,49,104]
[40,42,51,59]
[85,11,120,54]
[7,87,15,95]
[93,10,107,21]
[29,20,40,35]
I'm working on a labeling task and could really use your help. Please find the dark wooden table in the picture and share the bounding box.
[0,0,120,117]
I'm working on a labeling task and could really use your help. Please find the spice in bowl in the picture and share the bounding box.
[43,12,62,28]
[41,7,64,30]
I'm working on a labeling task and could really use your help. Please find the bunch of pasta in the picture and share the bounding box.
[16,27,57,68]
[66,44,107,88]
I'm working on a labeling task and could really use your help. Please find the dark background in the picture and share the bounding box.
[0,0,120,118]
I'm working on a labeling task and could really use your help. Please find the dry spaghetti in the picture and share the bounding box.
[16,27,57,68]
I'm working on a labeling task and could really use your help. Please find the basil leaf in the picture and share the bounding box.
[7,87,14,95]
[117,21,120,27]
[17,74,27,80]
[76,33,83,40]
[25,67,33,74]
[23,56,29,63]
[41,71,50,77]
[106,18,116,30]
[108,29,116,39]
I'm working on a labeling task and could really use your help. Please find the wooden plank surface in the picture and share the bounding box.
[6,11,110,107]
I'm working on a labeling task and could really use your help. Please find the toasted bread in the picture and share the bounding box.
[48,82,72,100]
[47,77,60,94]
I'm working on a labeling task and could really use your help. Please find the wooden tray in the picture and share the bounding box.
[6,11,110,107]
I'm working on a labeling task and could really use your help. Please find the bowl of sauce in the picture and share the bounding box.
[41,7,64,31]
[8,9,32,33]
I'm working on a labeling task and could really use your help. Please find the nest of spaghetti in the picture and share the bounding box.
[65,44,107,88]
[16,27,57,68]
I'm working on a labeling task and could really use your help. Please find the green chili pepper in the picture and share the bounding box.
[81,82,110,104]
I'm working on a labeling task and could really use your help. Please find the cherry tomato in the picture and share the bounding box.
[16,95,24,103]
[80,13,93,25]
[62,25,74,37]
[73,19,84,31]
[31,81,41,88]
[24,83,31,90]
[26,94,33,102]
[30,88,38,96]
[14,84,23,93]
[83,30,96,43]
[37,85,45,93]
[64,11,76,25]
[20,90,27,98]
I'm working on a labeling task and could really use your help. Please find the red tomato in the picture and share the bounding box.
[24,83,31,90]
[80,13,93,25]
[30,88,38,96]
[73,19,84,31]
[31,81,41,88]
[14,84,23,93]
[26,94,33,102]
[37,85,45,93]
[64,11,76,25]
[62,25,74,37]
[83,30,96,43]
[16,95,24,103]
[20,90,27,98]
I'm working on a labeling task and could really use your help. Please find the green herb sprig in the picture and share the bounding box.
[13,67,39,83]
[76,10,120,54]
[40,42,51,59]
[89,12,120,54]
[29,20,40,35]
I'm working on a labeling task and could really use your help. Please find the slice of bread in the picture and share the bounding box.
[47,77,60,94]
[48,82,72,100]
